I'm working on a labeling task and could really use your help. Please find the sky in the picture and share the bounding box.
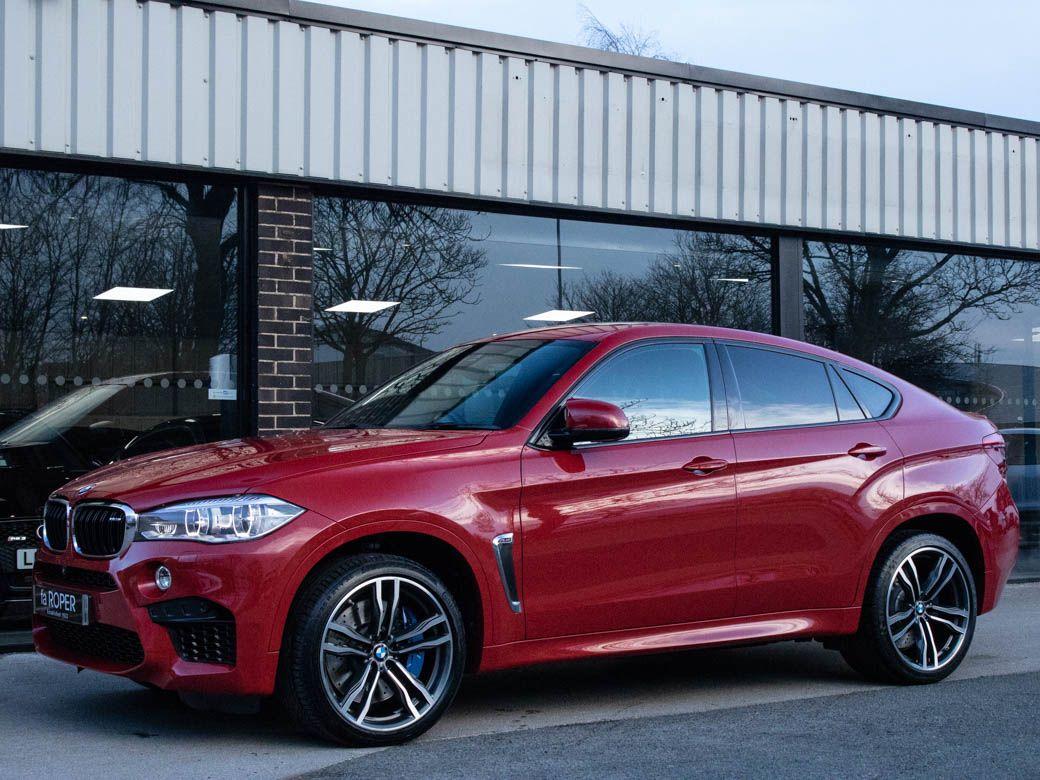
[315,0,1040,121]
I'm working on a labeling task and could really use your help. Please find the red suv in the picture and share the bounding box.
[33,324,1019,745]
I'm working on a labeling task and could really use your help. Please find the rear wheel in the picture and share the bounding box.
[840,532,976,684]
[279,554,466,746]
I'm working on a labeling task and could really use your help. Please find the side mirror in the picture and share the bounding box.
[548,398,630,448]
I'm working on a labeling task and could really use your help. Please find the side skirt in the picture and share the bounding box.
[476,607,860,673]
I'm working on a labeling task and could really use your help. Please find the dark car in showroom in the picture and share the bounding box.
[0,373,227,634]
[33,324,1019,745]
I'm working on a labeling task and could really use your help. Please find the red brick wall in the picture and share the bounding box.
[256,184,313,434]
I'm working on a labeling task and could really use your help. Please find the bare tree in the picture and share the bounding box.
[562,232,772,329]
[579,3,677,60]
[803,241,1040,384]
[312,200,488,388]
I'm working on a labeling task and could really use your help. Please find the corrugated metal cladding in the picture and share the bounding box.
[2,0,1039,251]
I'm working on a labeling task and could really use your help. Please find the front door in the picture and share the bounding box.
[519,341,737,639]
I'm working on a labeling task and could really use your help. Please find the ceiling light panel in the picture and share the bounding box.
[524,309,595,323]
[94,286,173,302]
[325,299,399,314]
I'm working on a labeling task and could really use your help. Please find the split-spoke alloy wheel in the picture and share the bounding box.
[886,547,971,672]
[320,575,455,734]
[840,532,977,684]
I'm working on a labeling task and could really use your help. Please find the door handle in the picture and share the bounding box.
[683,457,729,476]
[848,443,887,460]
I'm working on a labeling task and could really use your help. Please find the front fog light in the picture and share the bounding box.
[155,565,172,591]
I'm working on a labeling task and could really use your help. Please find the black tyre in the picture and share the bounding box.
[840,532,976,684]
[278,553,466,746]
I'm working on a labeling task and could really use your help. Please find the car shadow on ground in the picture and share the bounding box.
[18,639,863,746]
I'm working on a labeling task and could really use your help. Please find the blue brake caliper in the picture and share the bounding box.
[399,605,425,676]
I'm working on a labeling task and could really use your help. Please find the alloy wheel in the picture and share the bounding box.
[319,575,454,733]
[885,546,971,672]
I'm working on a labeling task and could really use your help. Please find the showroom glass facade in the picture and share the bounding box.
[309,195,774,422]
[0,167,242,524]
[1,163,1037,584]
[802,240,1040,575]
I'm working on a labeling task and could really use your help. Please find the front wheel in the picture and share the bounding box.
[840,532,977,684]
[279,554,466,746]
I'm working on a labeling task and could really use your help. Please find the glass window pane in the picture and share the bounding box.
[802,239,1040,575]
[828,365,866,421]
[840,370,894,418]
[311,197,773,416]
[0,169,240,521]
[573,343,712,440]
[728,346,838,428]
[325,339,592,430]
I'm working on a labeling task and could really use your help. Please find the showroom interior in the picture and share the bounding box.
[2,0,1040,642]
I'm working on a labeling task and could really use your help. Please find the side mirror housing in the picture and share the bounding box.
[548,398,630,448]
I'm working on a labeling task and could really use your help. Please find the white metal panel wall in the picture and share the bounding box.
[2,0,1038,252]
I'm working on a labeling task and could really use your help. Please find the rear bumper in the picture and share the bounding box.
[979,481,1020,614]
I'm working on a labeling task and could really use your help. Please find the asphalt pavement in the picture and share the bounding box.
[1,582,1038,779]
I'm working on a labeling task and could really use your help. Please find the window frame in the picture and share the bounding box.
[528,337,729,451]
[716,340,902,433]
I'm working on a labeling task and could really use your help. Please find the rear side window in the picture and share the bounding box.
[840,370,895,418]
[727,346,837,429]
[573,342,712,440]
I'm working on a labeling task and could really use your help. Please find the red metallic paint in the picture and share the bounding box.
[561,398,631,437]
[33,324,1019,696]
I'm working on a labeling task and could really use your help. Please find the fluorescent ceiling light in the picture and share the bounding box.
[325,299,399,314]
[0,224,27,230]
[524,309,595,323]
[500,263,582,270]
[313,247,332,252]
[712,277,750,283]
[94,286,173,302]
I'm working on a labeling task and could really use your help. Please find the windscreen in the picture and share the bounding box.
[325,339,593,431]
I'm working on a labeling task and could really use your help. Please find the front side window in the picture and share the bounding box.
[325,339,592,431]
[571,343,713,440]
[728,346,837,429]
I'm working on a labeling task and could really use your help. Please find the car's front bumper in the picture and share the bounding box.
[30,515,331,696]
[1,517,40,632]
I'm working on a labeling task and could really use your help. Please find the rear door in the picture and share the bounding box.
[721,343,903,616]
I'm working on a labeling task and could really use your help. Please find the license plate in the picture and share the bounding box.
[34,585,90,625]
[16,548,35,570]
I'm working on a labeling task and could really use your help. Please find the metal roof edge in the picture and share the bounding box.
[179,0,1040,137]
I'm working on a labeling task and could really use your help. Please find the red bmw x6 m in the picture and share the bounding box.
[33,324,1019,745]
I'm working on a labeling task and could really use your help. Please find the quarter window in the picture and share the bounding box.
[572,343,713,440]
[728,346,838,428]
[840,370,896,418]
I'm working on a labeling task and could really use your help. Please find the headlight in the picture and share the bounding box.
[135,495,304,544]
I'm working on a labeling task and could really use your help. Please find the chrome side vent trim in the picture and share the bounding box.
[491,533,522,614]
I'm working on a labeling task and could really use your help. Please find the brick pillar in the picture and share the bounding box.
[256,184,313,435]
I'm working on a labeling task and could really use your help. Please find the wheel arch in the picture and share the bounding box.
[271,521,494,674]
[858,508,986,612]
